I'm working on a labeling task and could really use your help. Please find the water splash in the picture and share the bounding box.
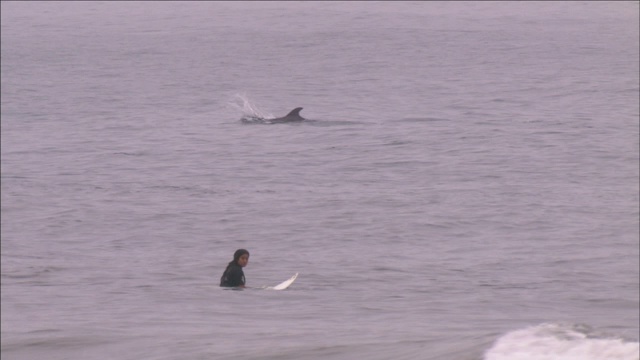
[227,93,274,123]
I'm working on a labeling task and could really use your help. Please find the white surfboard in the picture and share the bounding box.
[268,273,298,290]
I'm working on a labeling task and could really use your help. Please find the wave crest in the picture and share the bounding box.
[484,323,639,360]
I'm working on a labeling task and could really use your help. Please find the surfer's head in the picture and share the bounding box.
[233,249,250,267]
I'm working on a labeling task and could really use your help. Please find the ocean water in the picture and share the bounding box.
[1,2,638,360]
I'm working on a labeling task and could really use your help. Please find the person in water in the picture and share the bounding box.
[220,249,249,288]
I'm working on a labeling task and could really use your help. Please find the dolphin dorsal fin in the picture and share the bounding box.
[286,107,303,117]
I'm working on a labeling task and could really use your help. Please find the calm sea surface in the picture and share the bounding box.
[1,2,639,360]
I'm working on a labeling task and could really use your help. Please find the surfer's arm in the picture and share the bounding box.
[226,267,246,288]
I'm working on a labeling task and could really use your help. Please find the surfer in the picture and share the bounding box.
[220,249,250,288]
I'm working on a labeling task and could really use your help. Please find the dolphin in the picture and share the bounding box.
[269,107,305,123]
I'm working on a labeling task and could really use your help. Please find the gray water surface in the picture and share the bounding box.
[2,2,638,360]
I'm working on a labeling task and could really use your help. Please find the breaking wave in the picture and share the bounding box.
[484,323,639,360]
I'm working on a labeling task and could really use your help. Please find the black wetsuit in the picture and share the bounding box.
[220,263,245,287]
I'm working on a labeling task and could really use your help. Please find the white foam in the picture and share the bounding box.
[484,323,639,360]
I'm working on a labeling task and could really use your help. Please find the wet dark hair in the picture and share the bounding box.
[232,249,250,265]
[224,249,249,273]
